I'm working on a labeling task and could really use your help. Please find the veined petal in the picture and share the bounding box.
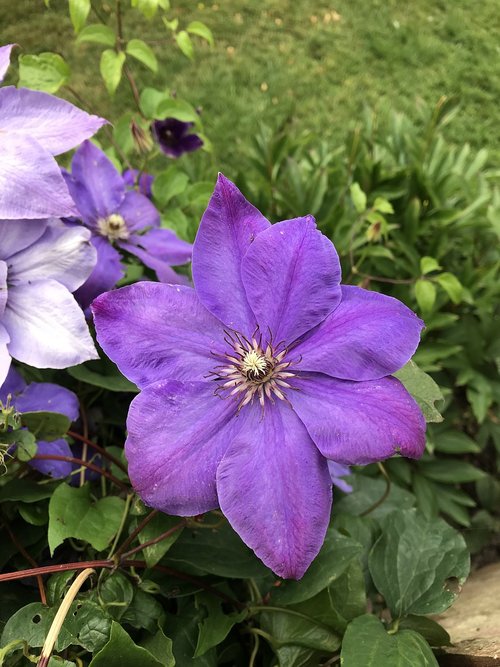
[16,383,79,421]
[0,87,106,154]
[290,374,426,465]
[293,285,424,380]
[4,280,98,369]
[0,260,6,317]
[241,216,341,344]
[120,241,189,285]
[92,282,225,388]
[126,380,240,515]
[0,219,48,260]
[30,439,73,478]
[217,401,332,579]
[328,461,353,493]
[127,228,192,266]
[74,235,124,311]
[9,220,96,292]
[0,134,78,219]
[0,44,15,82]
[0,366,26,403]
[0,323,11,386]
[66,141,124,224]
[192,174,270,331]
[116,190,160,232]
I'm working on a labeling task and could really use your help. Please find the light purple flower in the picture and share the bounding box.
[123,169,154,198]
[92,174,426,579]
[0,217,98,385]
[64,141,192,309]
[151,118,203,158]
[0,44,15,82]
[0,366,78,478]
[0,45,106,220]
[328,462,353,493]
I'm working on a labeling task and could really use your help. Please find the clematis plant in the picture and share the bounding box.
[0,44,105,219]
[93,174,426,579]
[0,217,98,385]
[151,117,203,158]
[63,141,193,309]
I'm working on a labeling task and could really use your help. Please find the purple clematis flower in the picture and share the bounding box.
[64,141,193,310]
[0,217,98,386]
[92,174,426,579]
[0,366,78,478]
[328,462,353,494]
[0,44,106,220]
[123,169,154,198]
[151,118,203,158]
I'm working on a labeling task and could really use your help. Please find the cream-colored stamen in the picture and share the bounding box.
[97,214,129,241]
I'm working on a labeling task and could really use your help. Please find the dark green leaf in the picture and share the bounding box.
[140,627,175,667]
[0,479,55,503]
[334,475,415,519]
[21,411,70,441]
[418,460,486,483]
[122,589,164,633]
[398,616,450,647]
[89,621,164,667]
[68,361,138,393]
[260,608,340,653]
[194,593,246,657]
[99,572,134,620]
[136,513,184,568]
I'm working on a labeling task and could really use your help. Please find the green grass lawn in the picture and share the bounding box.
[2,0,500,169]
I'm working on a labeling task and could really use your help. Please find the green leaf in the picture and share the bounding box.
[341,615,438,667]
[260,608,340,654]
[325,559,367,633]
[194,593,246,657]
[139,87,170,118]
[373,196,394,214]
[394,360,444,422]
[187,21,214,47]
[398,616,450,647]
[415,279,436,314]
[420,256,441,275]
[175,31,194,60]
[368,509,470,617]
[100,49,126,95]
[163,16,179,32]
[269,530,362,605]
[0,479,55,503]
[334,475,415,519]
[418,459,486,483]
[166,610,217,666]
[46,571,75,606]
[77,24,116,47]
[10,429,37,461]
[99,572,134,620]
[435,272,463,303]
[48,483,126,554]
[350,183,367,213]
[126,38,158,72]
[152,168,190,206]
[89,621,165,667]
[18,53,70,93]
[433,430,481,454]
[69,0,90,33]
[140,627,175,666]
[122,590,164,633]
[68,360,138,392]
[156,98,199,123]
[131,0,166,19]
[136,512,183,568]
[21,411,70,441]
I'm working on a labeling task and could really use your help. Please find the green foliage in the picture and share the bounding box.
[18,52,70,93]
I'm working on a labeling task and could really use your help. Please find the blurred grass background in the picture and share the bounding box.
[1,0,499,168]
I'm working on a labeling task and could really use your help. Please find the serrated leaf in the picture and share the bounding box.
[77,24,116,46]
[100,49,126,95]
[415,279,436,313]
[89,621,164,667]
[394,360,444,422]
[18,53,70,93]
[341,615,438,667]
[21,411,70,441]
[69,0,90,33]
[126,38,158,72]
[350,182,367,213]
[187,21,214,47]
[175,30,194,60]
[368,509,470,617]
[48,483,126,554]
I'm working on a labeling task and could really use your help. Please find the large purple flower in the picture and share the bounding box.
[92,174,426,579]
[0,217,98,385]
[0,45,106,220]
[0,366,78,478]
[64,141,192,309]
[151,118,203,158]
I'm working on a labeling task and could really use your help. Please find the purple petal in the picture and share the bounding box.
[0,219,48,260]
[0,260,6,317]
[8,220,96,293]
[74,236,124,311]
[128,228,192,266]
[0,87,106,155]
[66,141,124,224]
[0,324,11,386]
[290,374,426,465]
[0,134,78,219]
[30,439,73,478]
[92,282,225,387]
[152,118,203,158]
[241,216,341,344]
[293,286,424,381]
[217,401,332,580]
[4,280,98,369]
[121,241,189,285]
[116,191,160,232]
[123,169,154,197]
[126,380,239,514]
[328,461,353,493]
[16,382,79,421]
[0,366,26,404]
[0,44,15,83]
[192,174,270,331]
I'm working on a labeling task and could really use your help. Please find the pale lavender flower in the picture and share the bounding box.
[328,461,353,493]
[92,174,426,579]
[0,218,98,385]
[0,44,106,219]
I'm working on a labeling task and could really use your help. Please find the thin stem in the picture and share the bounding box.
[32,455,129,493]
[78,401,89,488]
[120,519,187,560]
[360,462,391,517]
[107,493,134,559]
[2,520,46,605]
[249,632,260,667]
[114,509,159,559]
[67,431,128,474]
[0,561,112,583]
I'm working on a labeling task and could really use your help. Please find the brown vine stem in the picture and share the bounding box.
[67,430,128,475]
[113,508,159,559]
[32,455,129,493]
[119,519,187,560]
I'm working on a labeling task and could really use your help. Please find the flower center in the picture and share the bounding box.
[209,330,296,410]
[97,214,129,241]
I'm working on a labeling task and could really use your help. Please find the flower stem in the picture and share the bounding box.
[67,430,128,474]
[32,454,129,493]
[360,462,391,517]
[113,508,158,559]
